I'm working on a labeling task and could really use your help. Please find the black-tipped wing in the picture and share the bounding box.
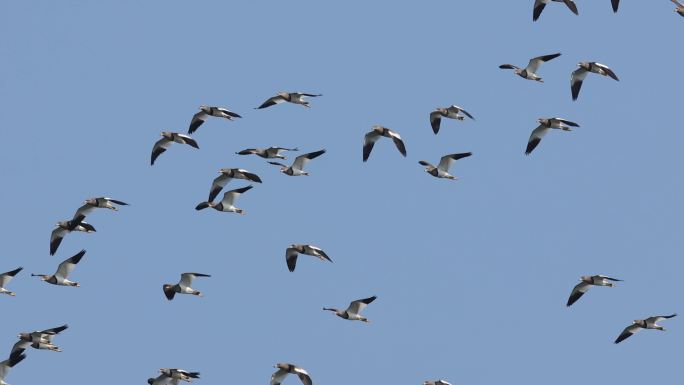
[563,0,579,15]
[571,68,588,101]
[615,324,641,344]
[257,95,286,109]
[438,152,472,171]
[236,148,257,155]
[296,371,313,385]
[107,199,128,206]
[553,118,580,127]
[151,138,171,165]
[646,314,678,324]
[525,125,549,155]
[566,282,591,307]
[0,267,22,287]
[533,0,546,21]
[611,0,619,12]
[388,131,407,157]
[286,248,299,272]
[348,296,377,314]
[188,111,207,134]
[430,111,442,134]
[499,64,520,70]
[598,64,619,81]
[178,134,199,149]
[527,52,561,73]
[50,227,66,256]
[362,131,380,162]
[42,324,68,335]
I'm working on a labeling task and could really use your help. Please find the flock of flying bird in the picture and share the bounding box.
[1,2,682,385]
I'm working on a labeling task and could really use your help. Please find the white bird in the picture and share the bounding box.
[0,350,27,385]
[11,324,69,353]
[236,146,299,160]
[207,168,262,202]
[429,105,475,134]
[499,53,562,82]
[363,126,407,162]
[533,0,578,21]
[188,105,241,134]
[672,0,684,17]
[525,117,579,155]
[163,273,211,300]
[195,185,253,214]
[32,250,85,287]
[566,275,622,307]
[419,152,472,180]
[424,380,452,385]
[269,149,326,176]
[615,314,677,344]
[571,62,619,101]
[50,220,95,256]
[285,244,333,272]
[0,268,23,296]
[271,363,312,385]
[323,296,377,322]
[256,92,322,109]
[151,132,199,165]
[68,197,128,230]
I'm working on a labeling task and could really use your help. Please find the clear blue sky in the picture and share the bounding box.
[2,1,683,384]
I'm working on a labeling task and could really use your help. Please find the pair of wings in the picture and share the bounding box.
[50,219,95,256]
[209,169,262,202]
[566,275,621,306]
[151,133,199,165]
[271,366,313,385]
[344,296,377,316]
[257,93,320,109]
[500,52,561,74]
[420,152,472,173]
[11,324,68,353]
[285,245,332,272]
[533,0,578,21]
[571,63,619,101]
[269,149,326,171]
[615,314,677,344]
[363,128,406,162]
[188,107,241,134]
[525,118,579,155]
[429,105,475,134]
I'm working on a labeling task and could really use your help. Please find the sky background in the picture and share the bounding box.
[1,1,683,384]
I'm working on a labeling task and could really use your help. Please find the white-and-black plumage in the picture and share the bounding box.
[148,369,200,385]
[429,105,475,134]
[0,350,27,385]
[566,275,622,307]
[67,197,128,230]
[256,92,322,109]
[236,147,299,160]
[285,244,333,272]
[363,126,406,162]
[672,0,684,16]
[424,380,452,385]
[571,62,619,101]
[499,53,561,82]
[32,250,85,287]
[419,152,472,180]
[163,273,211,301]
[525,117,579,155]
[271,363,312,385]
[269,149,326,176]
[615,314,677,344]
[533,0,578,21]
[323,296,377,322]
[0,268,23,297]
[188,105,241,134]
[11,324,69,353]
[50,220,95,256]
[207,168,262,202]
[151,132,199,165]
[195,185,253,214]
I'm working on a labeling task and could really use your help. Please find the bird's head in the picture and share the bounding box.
[236,209,245,215]
[277,92,289,98]
[580,276,591,282]
[161,131,172,139]
[199,105,210,111]
[537,118,548,125]
[18,332,29,340]
[84,198,96,205]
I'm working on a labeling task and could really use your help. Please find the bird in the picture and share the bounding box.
[0,268,22,296]
[566,275,623,307]
[363,125,406,162]
[268,149,326,176]
[32,250,85,287]
[67,197,128,230]
[188,105,241,134]
[615,314,677,344]
[429,105,475,134]
[571,62,619,101]
[285,244,333,272]
[195,185,253,214]
[672,0,684,16]
[611,0,620,12]
[424,380,452,385]
[0,350,27,385]
[159,368,201,382]
[11,324,69,353]
[162,273,211,300]
[207,168,262,202]
[525,117,579,155]
[533,0,578,21]
[419,152,472,180]
[499,53,562,83]
[236,147,299,160]
[271,363,312,385]
[323,296,377,322]
[151,132,199,165]
[256,92,322,109]
[50,220,95,256]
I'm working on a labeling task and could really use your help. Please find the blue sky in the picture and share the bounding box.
[2,1,683,384]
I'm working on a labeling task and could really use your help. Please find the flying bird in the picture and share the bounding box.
[50,220,95,256]
[236,147,298,160]
[571,62,619,101]
[269,149,326,176]
[271,363,312,385]
[188,105,241,134]
[256,92,322,109]
[499,53,562,83]
[566,275,623,307]
[285,244,333,272]
[672,0,684,16]
[615,314,677,344]
[32,250,85,287]
[195,185,253,214]
[429,105,475,134]
[0,268,22,297]
[68,197,128,230]
[424,380,452,385]
[163,273,211,301]
[525,117,579,155]
[160,368,200,382]
[0,350,27,385]
[533,0,578,21]
[419,152,472,180]
[323,296,377,322]
[11,324,68,353]
[151,132,199,166]
[207,168,262,202]
[363,126,406,162]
